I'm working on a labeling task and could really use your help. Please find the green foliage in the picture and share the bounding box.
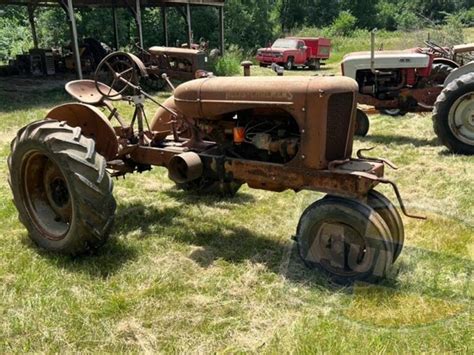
[0,0,473,62]
[211,45,243,76]
[395,11,422,31]
[329,11,357,37]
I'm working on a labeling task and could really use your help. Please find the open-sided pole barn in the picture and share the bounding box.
[0,0,225,79]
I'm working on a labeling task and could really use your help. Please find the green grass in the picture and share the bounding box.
[0,33,473,352]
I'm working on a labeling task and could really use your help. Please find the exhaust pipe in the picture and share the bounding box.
[168,152,203,184]
[371,28,378,74]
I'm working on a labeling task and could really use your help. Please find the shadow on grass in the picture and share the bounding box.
[22,191,472,303]
[21,235,139,279]
[163,188,256,206]
[110,196,473,303]
[362,134,440,147]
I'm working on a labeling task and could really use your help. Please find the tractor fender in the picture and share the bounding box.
[433,57,460,69]
[45,103,118,161]
[443,61,474,87]
[150,96,179,132]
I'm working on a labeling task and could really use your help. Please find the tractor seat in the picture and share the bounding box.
[65,80,122,105]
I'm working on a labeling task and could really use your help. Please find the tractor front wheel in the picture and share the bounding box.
[296,196,394,284]
[8,120,116,255]
[367,190,404,262]
[355,109,370,137]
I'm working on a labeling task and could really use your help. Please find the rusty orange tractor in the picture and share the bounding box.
[8,52,423,284]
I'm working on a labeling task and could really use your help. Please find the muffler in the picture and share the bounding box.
[168,152,203,184]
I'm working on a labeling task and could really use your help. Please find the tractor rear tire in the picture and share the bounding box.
[8,120,116,255]
[355,109,370,137]
[367,190,404,262]
[296,196,394,285]
[433,72,474,155]
[430,63,454,86]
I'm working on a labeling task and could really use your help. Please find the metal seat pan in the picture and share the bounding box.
[65,80,122,105]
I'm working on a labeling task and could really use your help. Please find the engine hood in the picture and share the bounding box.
[341,51,431,79]
[173,76,358,119]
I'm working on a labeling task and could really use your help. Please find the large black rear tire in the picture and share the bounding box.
[8,120,116,255]
[433,72,474,155]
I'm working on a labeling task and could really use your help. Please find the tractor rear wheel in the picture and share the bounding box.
[296,196,394,285]
[433,72,474,155]
[8,120,116,255]
[429,63,454,86]
[355,109,370,137]
[367,190,404,262]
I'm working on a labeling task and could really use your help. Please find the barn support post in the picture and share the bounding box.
[219,5,224,55]
[27,5,39,49]
[61,0,82,79]
[112,1,119,50]
[186,3,192,48]
[135,0,144,48]
[161,6,169,47]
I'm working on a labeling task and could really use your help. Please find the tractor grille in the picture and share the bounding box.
[326,93,354,161]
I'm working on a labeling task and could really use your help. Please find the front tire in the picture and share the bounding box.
[355,109,370,137]
[285,57,295,71]
[296,196,394,285]
[433,72,474,155]
[8,120,116,255]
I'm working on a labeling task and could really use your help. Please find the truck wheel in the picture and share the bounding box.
[285,58,295,71]
[367,190,404,262]
[309,59,320,70]
[176,178,242,197]
[8,120,116,255]
[355,109,370,137]
[433,72,474,155]
[297,196,394,285]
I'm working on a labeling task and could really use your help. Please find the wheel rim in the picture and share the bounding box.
[21,151,72,240]
[309,221,375,277]
[383,109,401,116]
[448,93,474,146]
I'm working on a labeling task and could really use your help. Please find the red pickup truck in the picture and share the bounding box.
[256,37,331,70]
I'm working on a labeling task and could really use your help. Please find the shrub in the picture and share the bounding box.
[330,11,357,37]
[211,45,243,76]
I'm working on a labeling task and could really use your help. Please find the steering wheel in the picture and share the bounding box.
[424,40,451,57]
[94,52,148,99]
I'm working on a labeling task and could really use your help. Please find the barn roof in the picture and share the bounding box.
[0,0,225,7]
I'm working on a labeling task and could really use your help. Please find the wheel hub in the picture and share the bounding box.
[314,222,370,275]
[22,152,72,240]
[449,93,474,145]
